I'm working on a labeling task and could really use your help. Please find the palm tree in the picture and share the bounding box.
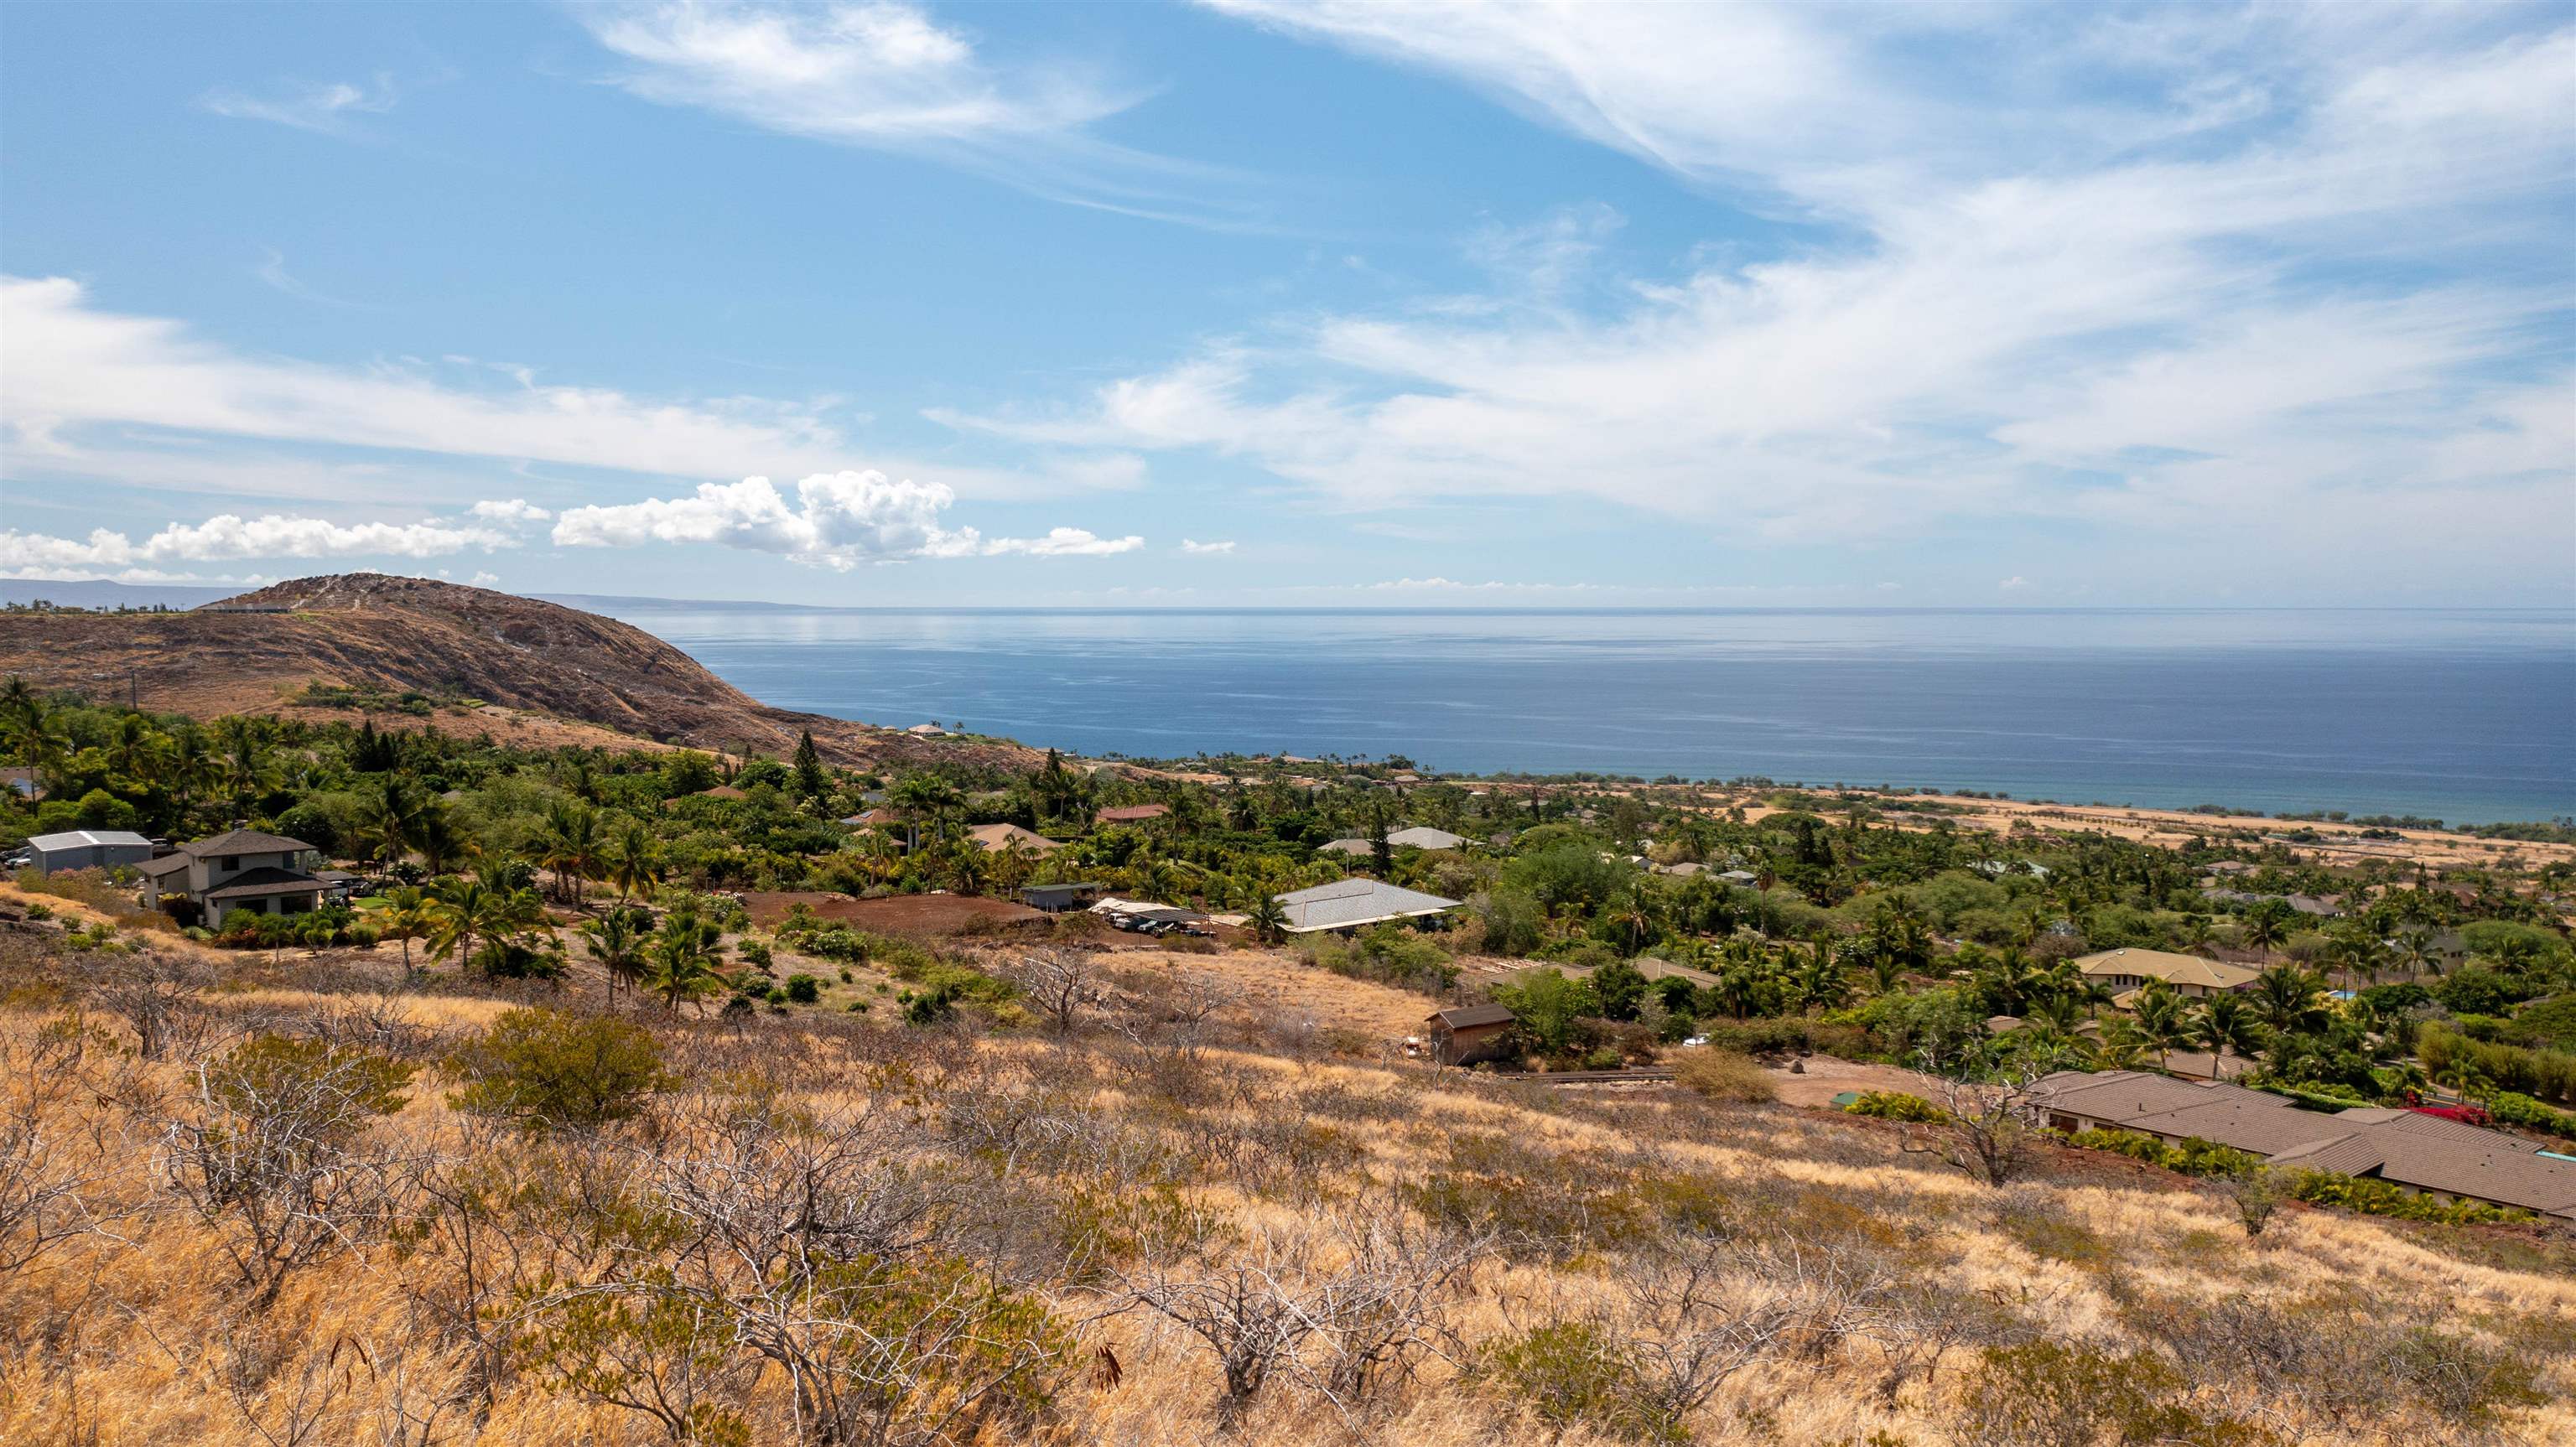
[2241,901,2293,962]
[2393,928,2438,981]
[2248,965,2327,1040]
[106,713,161,781]
[2131,980,2194,1071]
[945,841,989,897]
[890,775,963,851]
[850,829,901,890]
[423,878,540,972]
[0,692,72,798]
[2194,993,2263,1066]
[1613,882,1658,954]
[1245,893,1289,945]
[536,801,605,904]
[609,821,661,903]
[989,838,1036,896]
[359,775,424,872]
[2174,913,2216,957]
[580,905,651,1005]
[357,885,435,972]
[2334,926,2389,988]
[216,714,271,815]
[642,902,726,1015]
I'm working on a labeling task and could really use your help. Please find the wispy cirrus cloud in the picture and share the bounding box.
[1178,538,1237,554]
[0,274,1161,512]
[579,1,1263,226]
[943,4,2576,584]
[202,74,399,135]
[2,275,856,480]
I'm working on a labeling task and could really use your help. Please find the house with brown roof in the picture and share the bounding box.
[1095,804,1171,826]
[2031,1071,2576,1219]
[138,829,326,920]
[966,822,1062,855]
[2076,947,2261,998]
[1426,1003,1515,1066]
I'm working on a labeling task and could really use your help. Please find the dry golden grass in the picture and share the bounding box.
[1,941,2569,1447]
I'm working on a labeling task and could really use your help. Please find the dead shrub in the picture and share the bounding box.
[158,1033,421,1308]
[1670,1047,1776,1103]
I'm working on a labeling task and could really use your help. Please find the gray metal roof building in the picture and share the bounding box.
[23,829,156,877]
[1273,878,1460,934]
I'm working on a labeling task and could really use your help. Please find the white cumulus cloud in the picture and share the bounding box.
[551,471,1141,569]
[470,499,553,525]
[983,528,1145,557]
[1179,538,1238,554]
[0,514,512,573]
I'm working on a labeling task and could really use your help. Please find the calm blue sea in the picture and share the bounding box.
[603,608,2576,826]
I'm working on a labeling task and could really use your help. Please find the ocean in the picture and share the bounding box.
[601,607,2576,826]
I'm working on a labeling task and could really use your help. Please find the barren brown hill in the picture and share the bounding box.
[0,572,1034,769]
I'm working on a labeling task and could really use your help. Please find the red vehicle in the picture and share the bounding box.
[2400,1091,2489,1128]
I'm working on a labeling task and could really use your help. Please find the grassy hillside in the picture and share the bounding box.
[2,907,2568,1447]
[0,573,1030,769]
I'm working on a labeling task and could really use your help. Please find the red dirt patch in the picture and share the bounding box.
[740,890,1046,936]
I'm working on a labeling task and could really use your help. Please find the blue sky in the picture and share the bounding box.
[3,1,2570,606]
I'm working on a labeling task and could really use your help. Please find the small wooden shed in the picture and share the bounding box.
[1426,1003,1517,1066]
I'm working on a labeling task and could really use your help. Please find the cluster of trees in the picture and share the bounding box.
[9,682,2572,1118]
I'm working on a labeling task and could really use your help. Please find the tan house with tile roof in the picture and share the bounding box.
[966,822,1062,854]
[2076,947,2261,998]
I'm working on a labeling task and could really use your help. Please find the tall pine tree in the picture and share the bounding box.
[793,729,828,801]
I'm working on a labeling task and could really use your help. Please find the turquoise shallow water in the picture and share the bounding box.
[605,608,2576,826]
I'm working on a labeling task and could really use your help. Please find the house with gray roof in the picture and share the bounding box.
[1272,878,1460,935]
[139,828,326,920]
[1386,826,1467,851]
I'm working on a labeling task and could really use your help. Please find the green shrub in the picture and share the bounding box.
[2283,1169,2527,1224]
[211,1035,414,1124]
[1478,1320,1677,1444]
[1306,922,1456,994]
[903,983,958,1027]
[2504,994,2576,1050]
[2064,1128,2260,1180]
[1962,1341,2269,1447]
[2487,1091,2576,1141]
[1844,1090,1946,1123]
[735,937,773,969]
[783,972,821,1004]
[1405,1134,1643,1263]
[447,1008,669,1132]
[2419,1025,2576,1105]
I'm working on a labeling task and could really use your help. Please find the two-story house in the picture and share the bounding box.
[138,828,327,921]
